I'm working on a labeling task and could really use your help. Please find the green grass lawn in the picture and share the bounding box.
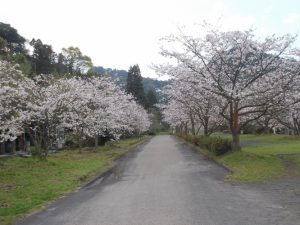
[219,134,300,182]
[184,133,300,182]
[0,136,150,225]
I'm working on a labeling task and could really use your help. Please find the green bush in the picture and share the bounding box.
[28,146,40,156]
[148,131,156,136]
[203,136,232,156]
[28,146,48,159]
[180,134,232,156]
[64,133,80,148]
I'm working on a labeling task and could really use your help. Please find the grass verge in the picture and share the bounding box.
[0,136,151,225]
[179,134,300,182]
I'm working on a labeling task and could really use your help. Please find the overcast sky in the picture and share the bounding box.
[0,0,299,79]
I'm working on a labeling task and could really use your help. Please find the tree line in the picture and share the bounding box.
[0,22,150,158]
[0,22,94,77]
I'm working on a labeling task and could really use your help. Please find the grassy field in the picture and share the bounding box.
[0,136,150,225]
[185,134,300,182]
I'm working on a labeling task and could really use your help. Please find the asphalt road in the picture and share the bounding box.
[17,135,299,225]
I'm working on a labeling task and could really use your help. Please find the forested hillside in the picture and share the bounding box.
[94,66,170,99]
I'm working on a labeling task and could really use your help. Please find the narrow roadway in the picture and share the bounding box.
[17,135,298,225]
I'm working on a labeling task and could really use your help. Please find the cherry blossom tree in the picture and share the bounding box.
[162,77,224,136]
[156,27,300,150]
[274,84,300,135]
[1,60,150,157]
[159,99,190,134]
[0,60,34,144]
[23,74,76,158]
[59,77,150,147]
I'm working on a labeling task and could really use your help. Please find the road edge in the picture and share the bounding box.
[14,136,152,225]
[174,135,232,173]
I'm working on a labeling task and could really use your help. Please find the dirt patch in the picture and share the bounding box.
[0,183,15,191]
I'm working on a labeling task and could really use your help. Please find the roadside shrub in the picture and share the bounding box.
[28,146,48,159]
[148,131,156,136]
[180,134,232,156]
[190,135,200,145]
[203,137,232,156]
[28,146,40,156]
[64,133,80,148]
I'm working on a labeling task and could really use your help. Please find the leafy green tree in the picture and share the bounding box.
[0,22,26,54]
[61,47,93,76]
[30,39,56,74]
[0,37,8,59]
[55,53,68,74]
[12,53,33,76]
[126,67,134,93]
[126,64,147,108]
[0,23,33,76]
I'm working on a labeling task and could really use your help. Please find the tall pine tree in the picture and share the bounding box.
[126,64,147,108]
[146,89,158,108]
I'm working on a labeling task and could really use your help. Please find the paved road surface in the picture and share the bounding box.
[17,135,299,225]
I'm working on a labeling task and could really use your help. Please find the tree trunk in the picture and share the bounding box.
[27,127,38,148]
[231,129,241,151]
[263,119,270,134]
[78,129,83,153]
[95,135,99,148]
[0,142,4,154]
[11,140,16,154]
[19,133,25,151]
[184,122,188,134]
[175,126,180,134]
[42,120,49,159]
[204,124,209,136]
[179,124,183,134]
[196,125,202,135]
[293,118,300,135]
[190,114,195,135]
[231,107,241,151]
[79,136,82,153]
[264,127,270,134]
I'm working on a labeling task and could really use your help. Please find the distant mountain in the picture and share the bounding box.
[94,66,170,100]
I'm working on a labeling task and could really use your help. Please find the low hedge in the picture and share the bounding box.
[180,134,232,156]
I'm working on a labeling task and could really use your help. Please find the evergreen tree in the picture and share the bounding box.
[126,66,134,93]
[146,89,158,108]
[0,22,26,54]
[0,23,33,75]
[126,64,147,108]
[30,39,56,74]
[55,53,68,74]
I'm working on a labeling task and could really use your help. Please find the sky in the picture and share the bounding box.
[0,0,299,79]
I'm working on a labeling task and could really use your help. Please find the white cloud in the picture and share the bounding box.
[283,13,300,24]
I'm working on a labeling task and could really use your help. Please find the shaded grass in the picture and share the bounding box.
[0,136,150,225]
